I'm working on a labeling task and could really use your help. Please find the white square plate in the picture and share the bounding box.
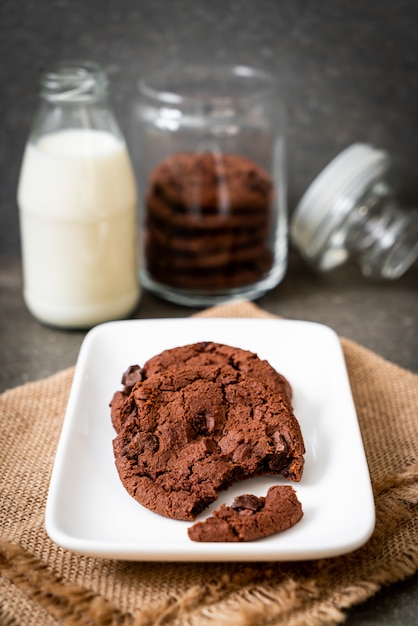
[45,318,375,561]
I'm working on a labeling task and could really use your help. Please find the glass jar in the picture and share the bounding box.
[133,64,287,306]
[291,143,418,280]
[17,61,140,328]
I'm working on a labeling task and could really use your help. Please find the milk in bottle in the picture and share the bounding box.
[17,61,140,328]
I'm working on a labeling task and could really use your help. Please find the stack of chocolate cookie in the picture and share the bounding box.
[110,342,305,540]
[144,152,275,290]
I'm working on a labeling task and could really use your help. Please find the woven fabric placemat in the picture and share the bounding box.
[1,300,417,626]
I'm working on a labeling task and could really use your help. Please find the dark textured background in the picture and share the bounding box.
[1,0,417,256]
[0,3,417,623]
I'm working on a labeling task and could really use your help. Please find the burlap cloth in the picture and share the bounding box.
[1,300,417,626]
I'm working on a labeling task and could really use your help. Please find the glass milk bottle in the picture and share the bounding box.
[17,61,140,328]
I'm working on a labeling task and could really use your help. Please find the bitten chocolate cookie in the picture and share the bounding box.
[110,342,293,433]
[112,364,305,521]
[188,486,303,542]
[144,151,275,290]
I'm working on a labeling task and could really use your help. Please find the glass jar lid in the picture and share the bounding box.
[290,143,390,267]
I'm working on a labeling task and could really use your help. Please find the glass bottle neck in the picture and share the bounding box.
[39,60,109,103]
[29,61,124,143]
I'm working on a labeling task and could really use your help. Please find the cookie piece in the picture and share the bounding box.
[112,364,305,521]
[188,486,303,542]
[110,342,293,434]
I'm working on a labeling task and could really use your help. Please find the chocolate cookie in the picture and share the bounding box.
[145,251,274,290]
[146,191,269,231]
[110,342,293,433]
[112,364,305,520]
[146,239,271,270]
[188,486,303,542]
[148,151,273,211]
[146,219,268,254]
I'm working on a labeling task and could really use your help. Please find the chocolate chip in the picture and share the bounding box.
[232,494,262,512]
[121,365,143,393]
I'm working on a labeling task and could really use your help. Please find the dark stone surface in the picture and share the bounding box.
[1,254,417,392]
[0,1,417,622]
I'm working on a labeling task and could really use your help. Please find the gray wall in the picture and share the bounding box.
[1,0,417,256]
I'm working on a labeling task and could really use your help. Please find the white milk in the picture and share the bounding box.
[17,129,140,328]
